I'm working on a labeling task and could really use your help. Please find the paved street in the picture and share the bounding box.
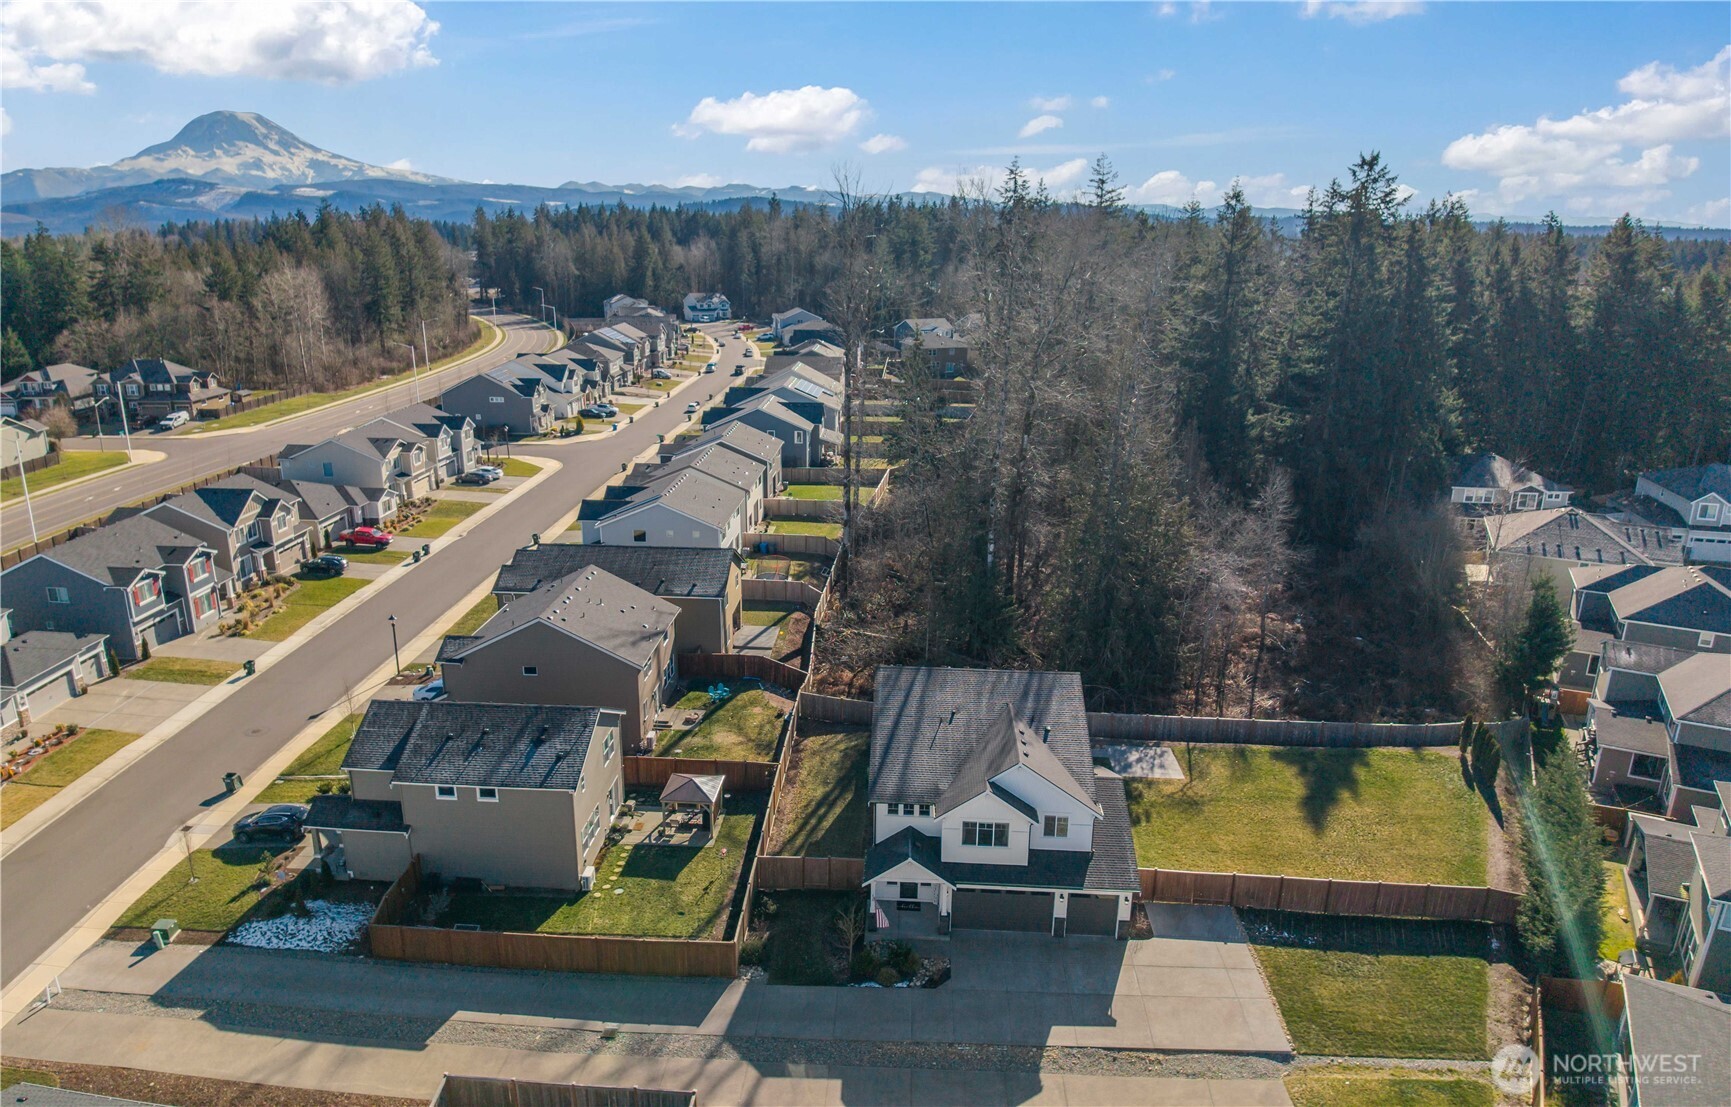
[0,311,553,543]
[0,323,749,988]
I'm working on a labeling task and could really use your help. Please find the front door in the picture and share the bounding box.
[898,881,919,901]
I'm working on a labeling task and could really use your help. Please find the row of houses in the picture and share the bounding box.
[2,359,233,424]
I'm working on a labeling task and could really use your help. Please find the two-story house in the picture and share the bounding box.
[1574,564,1731,654]
[492,543,743,655]
[770,308,824,343]
[375,403,480,483]
[1,363,98,419]
[0,514,225,660]
[1623,793,1731,994]
[501,355,585,421]
[275,478,381,542]
[862,666,1140,939]
[603,294,653,319]
[0,607,112,738]
[683,292,731,323]
[703,394,835,468]
[440,364,553,438]
[0,417,51,466]
[302,700,627,890]
[630,444,770,531]
[1450,453,1573,513]
[1587,643,1731,818]
[660,421,784,493]
[1484,509,1680,595]
[566,339,629,391]
[438,567,677,754]
[729,365,842,433]
[101,359,229,421]
[1612,975,1731,1106]
[576,468,751,552]
[143,475,310,582]
[279,427,427,505]
[893,318,956,348]
[1628,463,1731,565]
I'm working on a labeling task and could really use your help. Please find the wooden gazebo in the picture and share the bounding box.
[659,773,725,830]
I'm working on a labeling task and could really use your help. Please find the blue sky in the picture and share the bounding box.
[3,1,1726,225]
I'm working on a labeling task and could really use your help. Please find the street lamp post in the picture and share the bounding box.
[93,394,135,463]
[388,614,401,675]
[420,319,432,377]
[532,287,546,321]
[396,343,420,403]
[13,437,39,543]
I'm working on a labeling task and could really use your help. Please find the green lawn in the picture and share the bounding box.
[497,457,542,478]
[434,794,762,939]
[0,449,129,502]
[783,483,844,501]
[759,890,858,985]
[399,498,484,538]
[256,714,360,803]
[334,544,410,564]
[0,1066,59,1090]
[747,554,830,583]
[772,729,868,856]
[655,685,787,760]
[1541,1007,1617,1107]
[766,519,843,538]
[613,401,646,415]
[0,728,141,830]
[126,656,238,685]
[188,318,496,433]
[245,573,369,640]
[115,845,293,932]
[640,378,679,392]
[444,593,501,636]
[1599,861,1637,963]
[740,601,802,627]
[1286,1070,1494,1107]
[1127,747,1488,885]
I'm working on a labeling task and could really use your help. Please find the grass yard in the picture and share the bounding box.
[399,498,484,538]
[444,593,501,636]
[758,890,859,985]
[497,457,543,478]
[783,483,844,500]
[0,729,141,830]
[245,573,369,640]
[1286,1070,1494,1107]
[747,554,830,583]
[640,378,679,392]
[0,449,128,502]
[1599,861,1637,963]
[115,845,292,932]
[1246,913,1491,1060]
[0,1065,58,1089]
[125,656,238,685]
[1126,746,1488,885]
[1541,1007,1617,1107]
[434,794,763,939]
[766,518,843,539]
[655,685,787,760]
[332,545,409,564]
[741,601,802,627]
[771,728,868,856]
[612,401,646,415]
[256,714,360,803]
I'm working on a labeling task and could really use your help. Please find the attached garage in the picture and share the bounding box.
[22,670,79,716]
[1065,893,1121,937]
[951,887,1055,933]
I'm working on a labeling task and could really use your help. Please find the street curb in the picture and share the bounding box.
[0,449,167,515]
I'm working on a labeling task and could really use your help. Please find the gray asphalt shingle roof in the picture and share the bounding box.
[494,544,735,599]
[0,629,106,692]
[1619,975,1731,1107]
[302,794,407,833]
[345,700,610,790]
[1642,463,1731,504]
[1453,452,1569,493]
[450,565,676,666]
[38,513,210,585]
[674,422,783,470]
[1633,814,1703,902]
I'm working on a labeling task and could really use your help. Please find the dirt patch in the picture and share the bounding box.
[772,610,811,667]
[1486,765,1526,894]
[2,1057,422,1107]
[1488,959,1534,1057]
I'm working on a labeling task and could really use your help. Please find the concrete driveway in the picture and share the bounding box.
[35,677,212,735]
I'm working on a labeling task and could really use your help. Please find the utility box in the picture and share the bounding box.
[222,771,243,794]
[150,919,179,948]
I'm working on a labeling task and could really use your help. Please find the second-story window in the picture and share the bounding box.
[962,821,1009,848]
[1043,815,1070,839]
[45,586,70,604]
[602,730,616,765]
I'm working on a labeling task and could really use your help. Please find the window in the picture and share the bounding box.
[1696,503,1720,522]
[962,821,1009,848]
[602,730,616,764]
[793,430,805,444]
[45,586,69,604]
[488,395,505,403]
[244,521,262,543]
[191,556,209,579]
[1701,633,1717,649]
[918,803,932,817]
[321,462,334,478]
[435,785,457,800]
[522,666,539,677]
[632,530,647,543]
[1629,755,1666,781]
[582,805,603,851]
[477,787,499,802]
[1043,815,1070,839]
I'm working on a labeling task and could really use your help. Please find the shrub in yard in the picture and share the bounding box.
[850,947,881,980]
[316,781,334,794]
[139,638,151,661]
[1517,751,1604,977]
[882,940,920,976]
[875,966,901,987]
[739,934,766,966]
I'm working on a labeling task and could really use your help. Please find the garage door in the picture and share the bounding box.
[139,612,184,651]
[951,888,1054,933]
[1066,893,1120,937]
[24,671,78,716]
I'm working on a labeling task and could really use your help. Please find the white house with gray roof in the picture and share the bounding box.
[683,291,731,323]
[862,666,1140,939]
[631,444,770,530]
[1450,453,1572,513]
[280,425,425,503]
[703,393,835,467]
[661,422,784,493]
[1588,642,1731,819]
[1630,463,1731,565]
[576,468,750,552]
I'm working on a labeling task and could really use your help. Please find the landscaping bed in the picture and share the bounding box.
[236,572,369,640]
[256,714,360,803]
[654,683,789,760]
[747,553,831,583]
[1,727,141,830]
[1598,860,1636,963]
[125,656,238,685]
[1243,911,1491,1060]
[768,727,868,856]
[1127,746,1490,886]
[424,793,764,939]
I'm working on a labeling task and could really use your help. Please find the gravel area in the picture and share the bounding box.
[0,1056,421,1107]
[227,902,373,952]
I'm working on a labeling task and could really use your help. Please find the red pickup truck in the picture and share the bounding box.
[337,525,394,548]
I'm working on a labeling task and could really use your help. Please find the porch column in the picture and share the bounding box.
[939,884,953,934]
[1053,892,1068,938]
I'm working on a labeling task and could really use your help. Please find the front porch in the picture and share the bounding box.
[870,897,948,941]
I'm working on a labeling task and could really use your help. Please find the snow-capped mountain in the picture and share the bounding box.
[2,111,453,202]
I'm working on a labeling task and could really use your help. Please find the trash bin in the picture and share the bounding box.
[150,919,179,949]
[422,544,430,557]
[243,659,256,677]
[222,771,243,794]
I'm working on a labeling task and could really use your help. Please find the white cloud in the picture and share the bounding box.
[1442,46,1727,210]
[678,85,868,153]
[1129,170,1218,206]
[673,173,724,188]
[1145,69,1177,84]
[1029,95,1073,112]
[1684,197,1730,227]
[911,157,1089,197]
[1,0,438,90]
[1090,95,1110,109]
[1300,2,1425,24]
[1019,114,1064,138]
[859,133,906,155]
[1157,2,1221,23]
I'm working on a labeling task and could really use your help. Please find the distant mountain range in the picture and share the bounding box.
[4,111,1726,241]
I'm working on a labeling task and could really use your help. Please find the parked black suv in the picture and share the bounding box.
[233,804,308,843]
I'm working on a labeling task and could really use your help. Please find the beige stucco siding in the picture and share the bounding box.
[399,782,582,889]
[334,829,412,882]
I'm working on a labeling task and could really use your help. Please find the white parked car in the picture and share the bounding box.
[154,411,190,432]
[685,401,701,415]
[412,678,446,702]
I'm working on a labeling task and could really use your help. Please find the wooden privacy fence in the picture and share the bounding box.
[762,497,843,520]
[369,856,740,978]
[1591,804,1633,838]
[1090,712,1528,749]
[676,650,808,689]
[744,531,841,557]
[1539,976,1625,1019]
[434,1075,696,1107]
[796,692,874,726]
[756,854,865,892]
[742,577,825,606]
[6,442,59,475]
[622,755,776,791]
[1139,868,1522,925]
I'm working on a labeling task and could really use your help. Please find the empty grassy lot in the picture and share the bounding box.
[1126,746,1488,885]
[1285,1070,1494,1107]
[0,450,129,502]
[399,498,484,538]
[758,889,858,985]
[655,685,787,760]
[255,714,361,803]
[246,573,369,640]
[125,656,238,686]
[433,794,763,939]
[1,728,141,830]
[115,845,292,933]
[770,728,868,856]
